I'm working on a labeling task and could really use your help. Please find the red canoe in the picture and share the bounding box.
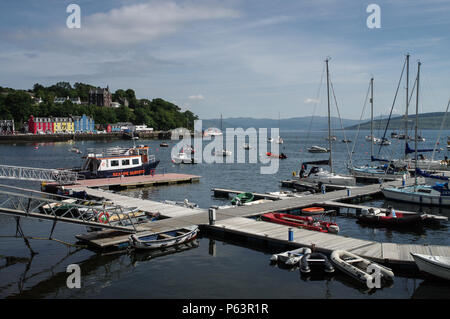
[261,212,339,234]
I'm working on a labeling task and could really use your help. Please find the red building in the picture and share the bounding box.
[28,116,54,134]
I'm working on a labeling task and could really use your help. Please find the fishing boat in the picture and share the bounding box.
[307,145,329,153]
[270,247,312,266]
[72,145,159,179]
[298,59,356,187]
[330,250,394,286]
[357,207,424,226]
[410,253,450,280]
[266,152,287,159]
[300,252,335,274]
[261,212,339,234]
[128,225,199,250]
[231,192,254,205]
[172,151,197,164]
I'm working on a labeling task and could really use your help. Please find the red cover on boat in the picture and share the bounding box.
[261,212,338,233]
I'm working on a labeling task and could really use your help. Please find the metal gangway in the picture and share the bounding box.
[0,184,140,233]
[0,164,79,185]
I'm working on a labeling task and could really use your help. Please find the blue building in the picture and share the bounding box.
[72,115,95,133]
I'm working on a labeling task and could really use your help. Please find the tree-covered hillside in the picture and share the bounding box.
[0,82,197,131]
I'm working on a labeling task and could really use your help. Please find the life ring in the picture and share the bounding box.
[98,211,110,224]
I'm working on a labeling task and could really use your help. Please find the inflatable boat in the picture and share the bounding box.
[300,252,335,274]
[261,212,339,234]
[270,247,312,266]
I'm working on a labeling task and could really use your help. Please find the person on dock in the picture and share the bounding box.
[387,206,397,218]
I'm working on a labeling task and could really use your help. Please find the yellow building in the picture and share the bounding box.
[53,117,74,133]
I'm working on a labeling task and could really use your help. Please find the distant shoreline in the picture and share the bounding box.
[0,131,175,143]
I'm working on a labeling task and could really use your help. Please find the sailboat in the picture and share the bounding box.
[275,113,284,144]
[381,61,450,206]
[299,59,356,186]
[214,114,232,156]
[381,55,446,171]
[348,77,407,181]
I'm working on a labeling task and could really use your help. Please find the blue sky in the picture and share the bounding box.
[0,0,449,120]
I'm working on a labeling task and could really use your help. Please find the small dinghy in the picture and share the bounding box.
[231,192,254,205]
[270,247,312,266]
[330,250,394,286]
[160,142,169,147]
[300,252,335,274]
[261,212,339,234]
[411,253,450,280]
[357,208,424,227]
[128,225,199,250]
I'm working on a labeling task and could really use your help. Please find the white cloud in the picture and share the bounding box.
[55,1,240,46]
[188,94,205,100]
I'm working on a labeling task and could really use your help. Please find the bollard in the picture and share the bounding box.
[288,228,294,241]
[208,208,216,226]
[347,188,351,197]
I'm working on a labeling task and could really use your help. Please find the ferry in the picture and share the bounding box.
[73,145,160,179]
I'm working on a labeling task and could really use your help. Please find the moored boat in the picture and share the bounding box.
[410,253,450,280]
[357,207,424,226]
[307,145,329,153]
[128,225,199,250]
[330,250,394,286]
[266,152,287,159]
[231,192,254,205]
[73,145,159,179]
[261,212,339,234]
[172,151,197,164]
[300,252,335,274]
[270,247,312,266]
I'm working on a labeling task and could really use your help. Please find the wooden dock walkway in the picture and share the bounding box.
[74,178,450,270]
[206,216,450,269]
[42,173,200,192]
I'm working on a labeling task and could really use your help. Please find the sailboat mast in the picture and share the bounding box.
[404,54,410,159]
[326,58,333,173]
[370,77,374,159]
[415,61,421,187]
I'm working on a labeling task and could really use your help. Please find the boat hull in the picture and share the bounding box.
[349,167,405,180]
[411,253,450,280]
[129,226,199,250]
[357,213,423,227]
[382,186,450,206]
[76,161,160,179]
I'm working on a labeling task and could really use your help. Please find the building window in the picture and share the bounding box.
[122,159,130,166]
[111,160,119,167]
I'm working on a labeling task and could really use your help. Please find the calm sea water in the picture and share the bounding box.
[0,130,449,299]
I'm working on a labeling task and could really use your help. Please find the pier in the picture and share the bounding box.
[70,178,450,271]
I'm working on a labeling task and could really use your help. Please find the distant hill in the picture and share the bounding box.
[345,112,449,130]
[201,116,361,131]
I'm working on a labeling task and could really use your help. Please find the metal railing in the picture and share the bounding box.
[0,184,141,233]
[0,165,79,185]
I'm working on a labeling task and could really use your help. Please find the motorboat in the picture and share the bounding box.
[307,145,329,153]
[410,253,450,280]
[261,212,339,234]
[128,225,199,250]
[325,135,337,141]
[203,127,222,136]
[172,151,197,164]
[381,183,450,206]
[356,207,424,226]
[266,152,287,159]
[214,149,232,156]
[73,145,159,179]
[330,250,394,286]
[160,142,169,147]
[301,166,356,186]
[270,247,312,266]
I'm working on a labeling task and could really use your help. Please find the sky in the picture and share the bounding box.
[0,0,449,120]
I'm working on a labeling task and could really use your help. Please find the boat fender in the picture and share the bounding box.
[328,225,339,234]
